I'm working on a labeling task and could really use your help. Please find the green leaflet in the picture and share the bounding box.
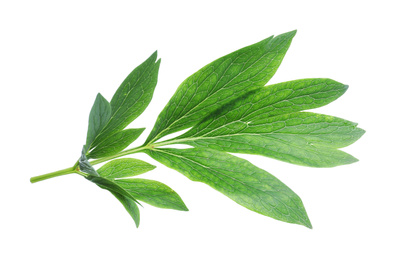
[145,30,297,144]
[80,153,143,226]
[115,178,189,211]
[98,158,156,179]
[92,52,161,147]
[88,174,141,226]
[84,93,111,152]
[146,148,312,228]
[170,78,363,167]
[88,128,145,159]
[84,159,149,227]
[177,112,364,167]
[110,191,140,227]
[97,158,187,211]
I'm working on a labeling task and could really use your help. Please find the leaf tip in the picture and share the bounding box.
[351,156,360,164]
[297,202,312,229]
[146,50,159,65]
[151,50,162,65]
[180,204,189,211]
[303,219,313,229]
[280,29,297,39]
[358,127,366,137]
[95,92,108,102]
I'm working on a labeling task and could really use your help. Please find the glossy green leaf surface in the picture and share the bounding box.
[146,31,297,144]
[93,52,161,146]
[147,148,312,228]
[88,128,145,159]
[115,178,188,211]
[97,158,156,179]
[172,78,363,167]
[85,93,111,151]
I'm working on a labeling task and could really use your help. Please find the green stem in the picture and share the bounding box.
[90,145,149,166]
[89,136,196,166]
[29,145,148,184]
[30,137,192,183]
[30,167,77,183]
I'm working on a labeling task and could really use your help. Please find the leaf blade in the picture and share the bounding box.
[88,128,145,159]
[97,158,186,211]
[115,178,188,211]
[177,112,364,167]
[179,78,349,138]
[146,147,312,228]
[146,31,297,144]
[93,52,161,146]
[85,93,111,151]
[97,158,156,179]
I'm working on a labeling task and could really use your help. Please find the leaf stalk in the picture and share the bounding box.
[30,136,203,184]
[30,167,77,183]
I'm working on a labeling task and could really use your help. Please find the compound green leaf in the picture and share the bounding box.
[30,30,366,230]
[97,158,156,179]
[146,31,297,144]
[115,178,188,211]
[146,148,312,228]
[88,128,145,159]
[93,52,161,146]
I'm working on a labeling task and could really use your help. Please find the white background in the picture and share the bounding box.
[1,1,404,259]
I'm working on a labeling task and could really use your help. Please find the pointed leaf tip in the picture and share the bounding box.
[150,50,158,62]
[305,219,313,229]
[287,29,297,36]
[278,29,297,38]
